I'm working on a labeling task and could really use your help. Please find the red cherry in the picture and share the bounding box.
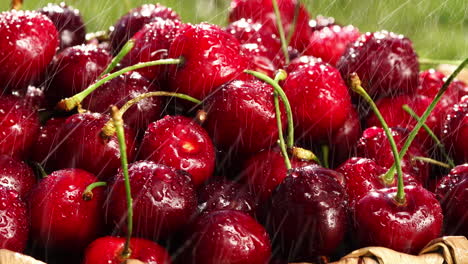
[204,79,286,154]
[354,185,443,254]
[0,188,29,252]
[168,23,248,100]
[139,115,215,187]
[308,15,336,32]
[29,169,104,251]
[241,44,277,77]
[38,3,86,50]
[11,85,47,110]
[283,59,352,142]
[52,113,137,180]
[83,236,171,264]
[31,117,66,168]
[269,165,347,259]
[435,164,468,200]
[109,4,180,54]
[417,69,463,100]
[329,107,361,167]
[0,96,40,159]
[442,96,468,163]
[338,31,419,98]
[184,210,271,264]
[0,10,58,91]
[108,161,197,240]
[0,155,36,199]
[286,55,322,72]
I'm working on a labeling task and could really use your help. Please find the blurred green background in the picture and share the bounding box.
[1,0,466,60]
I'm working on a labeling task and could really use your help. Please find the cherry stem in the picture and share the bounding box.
[85,30,109,42]
[110,106,133,258]
[402,104,455,168]
[350,73,405,203]
[56,58,182,112]
[11,0,22,10]
[100,39,135,77]
[286,0,301,46]
[386,57,468,178]
[419,58,466,67]
[413,156,450,169]
[273,70,291,169]
[101,91,201,137]
[321,145,330,169]
[272,0,290,65]
[82,181,107,201]
[291,146,320,163]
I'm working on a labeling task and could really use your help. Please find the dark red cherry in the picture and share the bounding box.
[168,23,248,100]
[184,210,271,264]
[0,188,29,252]
[286,55,322,72]
[29,168,104,251]
[204,79,286,154]
[357,126,429,184]
[417,69,463,100]
[139,115,215,187]
[83,236,171,264]
[269,165,347,260]
[435,164,468,200]
[354,185,443,254]
[329,107,361,167]
[0,10,58,91]
[442,96,468,163]
[337,31,419,98]
[110,3,180,54]
[108,161,197,240]
[119,18,181,82]
[11,85,47,110]
[197,179,257,216]
[52,113,136,180]
[283,59,352,142]
[38,3,86,50]
[304,25,360,66]
[336,157,419,209]
[242,148,313,202]
[82,71,163,133]
[46,44,111,104]
[0,155,36,199]
[308,15,336,31]
[31,117,66,168]
[0,96,40,159]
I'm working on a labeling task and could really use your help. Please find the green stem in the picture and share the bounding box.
[57,58,182,111]
[402,104,455,168]
[321,145,330,169]
[273,90,292,170]
[419,58,465,67]
[111,106,133,258]
[386,58,468,177]
[82,181,107,201]
[272,0,290,65]
[412,156,450,169]
[286,0,301,46]
[101,91,201,137]
[350,73,405,203]
[100,39,135,77]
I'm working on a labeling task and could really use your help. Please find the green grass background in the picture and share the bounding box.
[1,0,467,60]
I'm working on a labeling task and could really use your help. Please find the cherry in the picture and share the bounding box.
[11,85,47,110]
[52,113,137,180]
[139,115,215,187]
[0,155,36,199]
[241,43,277,77]
[308,15,336,31]
[337,31,419,98]
[204,79,286,154]
[119,18,182,82]
[38,3,86,50]
[441,96,468,163]
[31,117,66,168]
[46,44,112,104]
[82,71,164,133]
[83,236,171,264]
[167,23,248,100]
[107,161,197,240]
[329,107,361,167]
[197,179,257,216]
[183,210,271,264]
[0,10,58,91]
[269,165,347,260]
[357,126,430,184]
[242,148,313,202]
[282,59,352,142]
[304,25,360,66]
[354,185,443,254]
[29,168,104,251]
[435,164,468,236]
[418,69,465,101]
[0,188,28,252]
[110,3,180,54]
[286,55,322,72]
[0,95,40,159]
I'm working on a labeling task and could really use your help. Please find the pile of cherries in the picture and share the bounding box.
[0,0,467,263]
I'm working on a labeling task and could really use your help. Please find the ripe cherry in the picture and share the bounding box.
[0,188,29,253]
[0,155,36,199]
[31,117,66,169]
[329,107,361,167]
[441,96,468,163]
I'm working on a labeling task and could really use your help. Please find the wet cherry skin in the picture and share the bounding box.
[441,96,468,164]
[308,15,337,31]
[31,117,66,169]
[83,236,171,264]
[139,115,216,187]
[329,107,361,167]
[107,161,197,240]
[29,169,105,251]
[0,188,29,253]
[0,155,36,199]
[354,185,443,254]
[0,10,58,91]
